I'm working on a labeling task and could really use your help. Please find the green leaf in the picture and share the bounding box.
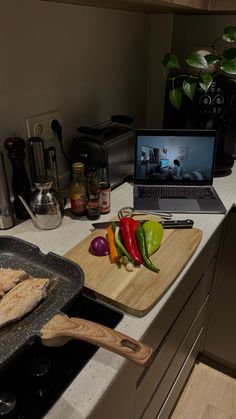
[223,48,236,60]
[199,73,213,92]
[169,88,183,110]
[223,26,236,42]
[182,80,196,101]
[221,59,236,75]
[204,53,219,64]
[162,53,180,69]
[186,52,208,69]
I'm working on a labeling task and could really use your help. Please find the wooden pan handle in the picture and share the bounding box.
[41,314,153,367]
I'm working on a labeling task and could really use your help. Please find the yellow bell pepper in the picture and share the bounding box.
[143,221,163,256]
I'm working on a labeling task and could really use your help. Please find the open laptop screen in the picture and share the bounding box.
[134,129,217,186]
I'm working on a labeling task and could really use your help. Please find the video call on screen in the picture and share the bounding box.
[135,135,215,182]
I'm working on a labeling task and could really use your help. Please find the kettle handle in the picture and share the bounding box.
[18,196,36,224]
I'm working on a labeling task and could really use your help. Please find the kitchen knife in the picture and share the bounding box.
[91,219,194,229]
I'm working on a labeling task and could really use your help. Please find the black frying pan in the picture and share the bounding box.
[0,237,152,370]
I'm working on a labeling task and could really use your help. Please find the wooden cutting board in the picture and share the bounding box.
[64,217,202,317]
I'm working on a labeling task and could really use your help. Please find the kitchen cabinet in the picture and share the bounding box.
[203,206,236,371]
[208,0,236,12]
[41,0,236,13]
[88,222,223,419]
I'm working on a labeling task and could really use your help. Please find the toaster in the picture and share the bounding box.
[70,116,135,188]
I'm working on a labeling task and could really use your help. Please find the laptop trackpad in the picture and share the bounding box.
[159,199,201,211]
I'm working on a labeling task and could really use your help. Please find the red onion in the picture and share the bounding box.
[89,236,109,256]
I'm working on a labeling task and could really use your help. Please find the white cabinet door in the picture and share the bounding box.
[203,208,236,370]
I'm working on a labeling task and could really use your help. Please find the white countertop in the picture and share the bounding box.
[1,166,236,419]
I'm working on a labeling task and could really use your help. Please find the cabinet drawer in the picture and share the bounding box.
[135,287,209,419]
[143,243,218,355]
[156,329,203,419]
[136,260,215,418]
[139,307,205,419]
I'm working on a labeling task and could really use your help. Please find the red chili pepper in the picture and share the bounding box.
[119,218,143,265]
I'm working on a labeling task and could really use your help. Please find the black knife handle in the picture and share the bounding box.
[160,219,194,228]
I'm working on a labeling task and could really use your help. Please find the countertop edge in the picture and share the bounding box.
[1,167,235,419]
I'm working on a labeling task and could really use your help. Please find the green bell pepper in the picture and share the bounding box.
[143,221,163,256]
[136,226,160,273]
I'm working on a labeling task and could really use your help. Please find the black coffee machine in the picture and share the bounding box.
[163,77,236,176]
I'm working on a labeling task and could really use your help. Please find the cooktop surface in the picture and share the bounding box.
[0,294,123,419]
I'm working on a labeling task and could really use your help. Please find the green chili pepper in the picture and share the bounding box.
[143,221,163,256]
[112,222,123,261]
[136,226,160,273]
[114,225,135,271]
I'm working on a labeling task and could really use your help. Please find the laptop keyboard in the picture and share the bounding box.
[138,186,216,200]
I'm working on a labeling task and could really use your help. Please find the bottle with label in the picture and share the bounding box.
[86,166,100,220]
[70,162,87,216]
[98,163,111,215]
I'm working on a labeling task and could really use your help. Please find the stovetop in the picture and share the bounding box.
[0,294,123,419]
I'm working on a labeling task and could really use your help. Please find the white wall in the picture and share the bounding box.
[146,14,173,128]
[0,0,150,187]
[172,14,236,60]
[2,2,232,192]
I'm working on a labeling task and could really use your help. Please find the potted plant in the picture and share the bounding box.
[162,26,236,110]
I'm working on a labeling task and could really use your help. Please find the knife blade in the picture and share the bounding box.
[91,219,194,229]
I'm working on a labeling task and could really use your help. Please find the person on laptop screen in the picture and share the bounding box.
[168,159,182,180]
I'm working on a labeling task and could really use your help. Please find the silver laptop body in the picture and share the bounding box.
[133,129,226,214]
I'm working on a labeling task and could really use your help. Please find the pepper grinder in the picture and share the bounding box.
[4,134,31,220]
[0,151,14,229]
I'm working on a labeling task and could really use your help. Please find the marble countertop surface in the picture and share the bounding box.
[0,165,236,419]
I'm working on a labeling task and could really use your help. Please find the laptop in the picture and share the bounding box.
[133,129,226,214]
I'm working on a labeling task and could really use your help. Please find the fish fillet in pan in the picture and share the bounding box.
[0,268,28,297]
[0,277,49,328]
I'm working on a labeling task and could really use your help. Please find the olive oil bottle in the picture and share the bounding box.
[70,162,87,216]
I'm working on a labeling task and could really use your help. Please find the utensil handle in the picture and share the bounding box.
[41,314,153,367]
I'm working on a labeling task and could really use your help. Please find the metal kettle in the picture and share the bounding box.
[19,177,64,230]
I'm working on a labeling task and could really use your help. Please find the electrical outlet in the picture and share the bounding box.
[25,111,62,142]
